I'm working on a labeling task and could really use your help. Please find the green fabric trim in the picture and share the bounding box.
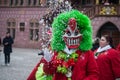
[51,9,92,51]
[35,63,44,80]
[35,63,53,80]
[95,52,99,56]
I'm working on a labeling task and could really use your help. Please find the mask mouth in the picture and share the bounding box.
[63,35,82,49]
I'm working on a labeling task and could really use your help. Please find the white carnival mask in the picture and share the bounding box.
[63,18,82,49]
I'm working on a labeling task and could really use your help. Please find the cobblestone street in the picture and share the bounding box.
[0,48,41,80]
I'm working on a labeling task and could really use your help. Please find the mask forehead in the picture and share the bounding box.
[63,18,82,49]
[68,18,77,32]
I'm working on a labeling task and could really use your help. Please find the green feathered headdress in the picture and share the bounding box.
[51,9,92,51]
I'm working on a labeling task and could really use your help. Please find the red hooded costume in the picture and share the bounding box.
[27,10,99,80]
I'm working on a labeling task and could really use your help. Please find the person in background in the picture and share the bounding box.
[116,43,120,52]
[94,35,120,80]
[92,37,100,51]
[0,37,1,45]
[0,37,2,52]
[3,32,14,66]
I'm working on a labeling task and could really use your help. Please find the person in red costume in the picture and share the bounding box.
[94,35,120,80]
[27,10,99,80]
[116,43,120,52]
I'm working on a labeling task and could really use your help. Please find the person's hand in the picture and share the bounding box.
[38,50,44,56]
[5,42,8,45]
[43,48,53,62]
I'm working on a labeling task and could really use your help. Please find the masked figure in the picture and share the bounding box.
[27,10,99,80]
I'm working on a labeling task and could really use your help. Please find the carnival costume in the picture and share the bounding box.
[27,10,99,80]
[94,44,120,80]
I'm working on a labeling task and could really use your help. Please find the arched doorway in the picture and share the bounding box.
[97,22,120,47]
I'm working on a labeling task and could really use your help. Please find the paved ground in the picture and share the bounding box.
[0,47,41,80]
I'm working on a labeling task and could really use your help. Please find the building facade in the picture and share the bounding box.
[0,0,49,49]
[0,0,120,49]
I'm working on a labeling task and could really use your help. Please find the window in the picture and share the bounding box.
[7,22,11,26]
[15,0,18,5]
[0,0,1,5]
[19,22,25,31]
[28,0,31,5]
[82,0,92,5]
[33,0,36,5]
[86,0,91,4]
[39,0,41,5]
[29,19,39,41]
[20,0,23,5]
[10,0,13,5]
[4,0,8,5]
[7,18,16,39]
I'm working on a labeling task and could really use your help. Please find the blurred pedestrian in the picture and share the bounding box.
[116,43,120,52]
[0,37,1,45]
[0,37,2,52]
[92,37,100,51]
[94,35,120,80]
[3,32,14,66]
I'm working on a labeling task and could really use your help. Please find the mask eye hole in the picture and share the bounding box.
[66,31,71,36]
[74,30,79,36]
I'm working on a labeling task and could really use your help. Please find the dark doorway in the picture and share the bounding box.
[109,0,119,4]
[97,22,120,47]
[99,0,119,4]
